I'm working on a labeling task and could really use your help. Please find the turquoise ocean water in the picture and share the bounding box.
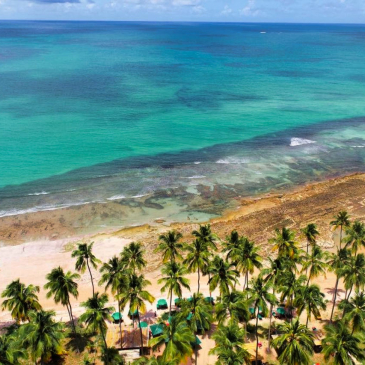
[1,21,365,223]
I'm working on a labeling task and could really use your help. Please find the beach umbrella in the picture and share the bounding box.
[139,321,148,328]
[112,312,122,322]
[157,299,168,309]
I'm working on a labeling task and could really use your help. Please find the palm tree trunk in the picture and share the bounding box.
[67,298,76,334]
[306,314,309,328]
[208,273,211,298]
[246,271,249,289]
[86,258,95,296]
[197,266,200,294]
[169,288,172,318]
[306,275,310,288]
[342,285,353,319]
[255,306,260,365]
[117,294,123,349]
[330,275,339,322]
[137,307,144,355]
[267,288,275,353]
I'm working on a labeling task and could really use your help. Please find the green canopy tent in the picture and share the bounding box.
[276,307,286,316]
[186,312,193,321]
[128,309,139,318]
[150,324,164,337]
[157,299,168,310]
[112,312,123,323]
[191,336,202,348]
[139,321,148,328]
[174,298,182,307]
[204,297,215,305]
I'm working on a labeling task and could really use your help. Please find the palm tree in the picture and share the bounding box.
[44,267,80,333]
[20,310,64,365]
[183,239,209,294]
[231,237,262,289]
[222,230,242,260]
[99,256,129,347]
[302,245,328,286]
[270,227,298,258]
[327,248,350,322]
[149,317,195,363]
[271,319,314,365]
[155,230,184,264]
[247,276,276,365]
[208,256,238,296]
[330,210,350,249]
[100,346,125,365]
[339,291,365,334]
[120,242,147,274]
[178,293,213,365]
[0,333,27,365]
[158,262,190,317]
[294,284,326,327]
[209,321,251,365]
[1,280,42,323]
[301,223,319,256]
[215,290,250,324]
[322,320,365,365]
[134,355,178,365]
[72,242,101,295]
[192,224,218,251]
[118,273,155,354]
[344,221,365,255]
[80,292,114,349]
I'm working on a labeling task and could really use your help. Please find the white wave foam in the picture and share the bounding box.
[107,195,126,201]
[290,138,316,147]
[27,191,49,196]
[352,145,365,148]
[187,175,206,179]
[194,161,201,165]
[216,157,249,164]
[132,194,149,198]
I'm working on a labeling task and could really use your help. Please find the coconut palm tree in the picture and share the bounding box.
[118,273,155,354]
[247,276,276,365]
[134,355,178,365]
[222,230,243,260]
[184,239,209,294]
[271,319,314,365]
[322,320,365,365]
[72,242,101,296]
[20,310,64,365]
[208,256,238,296]
[80,292,114,349]
[178,293,213,365]
[302,245,328,286]
[0,333,27,365]
[339,290,365,334]
[209,321,251,365]
[330,211,350,249]
[158,262,190,317]
[301,223,319,255]
[155,230,184,264]
[231,237,262,289]
[327,248,350,322]
[270,227,298,258]
[120,242,147,274]
[344,221,365,255]
[100,346,125,365]
[149,317,195,363]
[44,267,80,333]
[1,280,42,323]
[215,290,250,325]
[294,284,326,327]
[192,224,218,251]
[99,256,129,347]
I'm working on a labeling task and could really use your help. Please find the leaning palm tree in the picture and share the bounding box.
[322,320,365,365]
[344,221,365,255]
[149,317,195,363]
[20,310,64,365]
[80,292,114,349]
[215,290,250,325]
[72,242,101,295]
[134,355,178,365]
[270,227,298,258]
[231,237,262,289]
[44,267,80,333]
[208,256,238,296]
[272,319,314,365]
[118,273,155,354]
[99,256,129,347]
[294,284,326,327]
[0,333,27,365]
[302,245,328,286]
[158,262,190,317]
[330,210,350,249]
[209,321,251,365]
[183,239,209,293]
[339,290,365,334]
[247,276,276,365]
[120,242,147,274]
[155,230,184,264]
[327,248,350,322]
[1,280,42,323]
[301,223,319,255]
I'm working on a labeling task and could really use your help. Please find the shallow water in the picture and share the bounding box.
[1,22,365,223]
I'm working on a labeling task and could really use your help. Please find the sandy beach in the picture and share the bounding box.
[1,172,365,363]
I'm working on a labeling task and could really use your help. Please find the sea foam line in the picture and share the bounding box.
[290,137,316,147]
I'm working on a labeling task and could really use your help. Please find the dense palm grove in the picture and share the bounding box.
[1,211,365,365]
